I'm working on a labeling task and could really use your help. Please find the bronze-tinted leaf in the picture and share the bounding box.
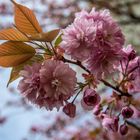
[11,0,42,35]
[0,28,29,41]
[7,68,20,87]
[0,41,35,67]
[7,55,43,86]
[30,29,60,42]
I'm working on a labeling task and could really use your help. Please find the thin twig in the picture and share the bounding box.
[63,57,90,73]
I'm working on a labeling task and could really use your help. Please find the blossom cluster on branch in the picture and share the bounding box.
[0,0,140,136]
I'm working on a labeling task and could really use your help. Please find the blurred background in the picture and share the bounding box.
[0,0,140,140]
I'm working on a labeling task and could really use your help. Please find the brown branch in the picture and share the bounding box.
[100,79,131,97]
[126,120,140,131]
[62,57,132,97]
[62,57,90,73]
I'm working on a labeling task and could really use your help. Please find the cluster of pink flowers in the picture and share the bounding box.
[61,8,125,79]
[15,6,140,136]
[117,44,140,93]
[18,60,77,110]
[59,8,140,135]
[98,106,134,135]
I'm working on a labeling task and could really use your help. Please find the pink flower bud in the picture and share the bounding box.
[114,116,119,131]
[83,88,101,107]
[63,103,76,118]
[93,104,102,115]
[102,115,119,132]
[121,106,134,118]
[123,45,136,60]
[119,124,128,135]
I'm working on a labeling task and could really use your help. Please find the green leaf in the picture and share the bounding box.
[55,34,62,46]
[7,55,43,87]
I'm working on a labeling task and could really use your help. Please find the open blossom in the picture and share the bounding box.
[60,17,96,61]
[76,8,124,48]
[18,63,42,102]
[85,9,124,78]
[86,46,124,78]
[61,8,124,78]
[75,8,112,21]
[18,60,77,110]
[40,60,77,110]
[102,115,119,132]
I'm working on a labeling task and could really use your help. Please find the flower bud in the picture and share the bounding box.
[123,45,136,60]
[129,50,136,60]
[114,116,119,130]
[63,103,76,118]
[121,106,134,118]
[119,124,128,135]
[83,88,101,107]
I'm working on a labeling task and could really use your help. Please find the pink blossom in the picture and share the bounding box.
[60,17,96,61]
[102,115,119,132]
[88,8,125,48]
[61,8,124,78]
[119,124,128,135]
[128,57,140,92]
[85,8,125,78]
[117,45,137,74]
[63,103,76,118]
[18,60,77,110]
[40,60,77,110]
[122,44,136,61]
[75,8,111,22]
[122,56,140,93]
[121,106,134,118]
[86,46,124,78]
[61,8,124,63]
[18,63,43,102]
[76,8,125,49]
[83,88,100,106]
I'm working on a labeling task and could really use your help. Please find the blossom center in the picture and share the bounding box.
[51,79,61,88]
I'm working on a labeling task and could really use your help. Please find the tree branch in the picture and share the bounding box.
[126,120,140,131]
